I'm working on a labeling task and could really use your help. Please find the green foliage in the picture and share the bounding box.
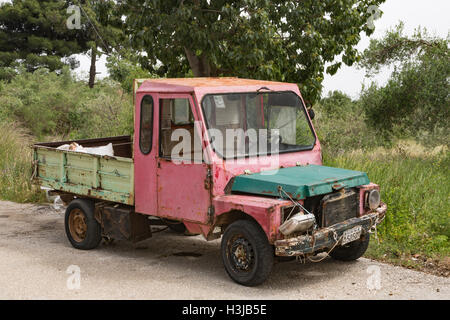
[0,122,45,203]
[0,68,133,140]
[0,0,89,78]
[74,0,126,87]
[359,24,450,145]
[81,0,125,50]
[325,146,450,259]
[106,51,156,93]
[120,0,385,103]
[313,91,388,154]
[319,90,357,116]
[0,0,126,87]
[314,88,449,264]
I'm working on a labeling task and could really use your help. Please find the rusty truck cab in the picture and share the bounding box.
[133,78,315,237]
[132,78,386,286]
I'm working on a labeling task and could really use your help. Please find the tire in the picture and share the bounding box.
[330,233,370,261]
[65,199,102,250]
[221,220,274,286]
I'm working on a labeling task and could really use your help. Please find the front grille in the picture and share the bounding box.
[320,189,358,227]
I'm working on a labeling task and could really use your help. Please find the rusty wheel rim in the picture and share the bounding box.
[228,235,255,273]
[68,208,87,242]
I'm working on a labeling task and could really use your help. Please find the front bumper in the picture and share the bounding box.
[274,202,387,257]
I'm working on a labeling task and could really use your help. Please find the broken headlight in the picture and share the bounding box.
[366,189,381,210]
[279,212,316,236]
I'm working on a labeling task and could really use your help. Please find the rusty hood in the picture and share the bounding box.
[231,165,370,200]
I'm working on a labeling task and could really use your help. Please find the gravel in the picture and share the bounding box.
[0,200,448,300]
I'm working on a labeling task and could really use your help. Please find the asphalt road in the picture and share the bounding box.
[0,200,448,300]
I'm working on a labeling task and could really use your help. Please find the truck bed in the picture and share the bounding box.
[32,136,134,205]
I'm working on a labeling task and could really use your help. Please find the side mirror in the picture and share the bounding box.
[308,108,315,120]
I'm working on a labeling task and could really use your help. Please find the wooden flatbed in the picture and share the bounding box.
[32,136,134,205]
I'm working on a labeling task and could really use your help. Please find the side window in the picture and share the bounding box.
[139,95,154,154]
[160,98,200,160]
[173,99,193,125]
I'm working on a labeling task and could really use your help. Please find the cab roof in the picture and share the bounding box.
[136,77,297,94]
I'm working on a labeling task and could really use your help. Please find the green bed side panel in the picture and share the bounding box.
[34,147,134,205]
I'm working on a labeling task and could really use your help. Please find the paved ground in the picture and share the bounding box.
[0,200,448,300]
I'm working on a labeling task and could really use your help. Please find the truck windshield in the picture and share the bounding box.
[201,91,315,159]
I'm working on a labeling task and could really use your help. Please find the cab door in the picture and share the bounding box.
[156,94,211,224]
[134,93,158,215]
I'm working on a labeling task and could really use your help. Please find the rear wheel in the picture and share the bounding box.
[221,220,274,286]
[65,199,102,250]
[330,233,370,261]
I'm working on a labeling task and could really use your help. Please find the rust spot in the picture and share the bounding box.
[128,193,134,204]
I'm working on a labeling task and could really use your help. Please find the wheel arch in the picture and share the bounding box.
[214,210,267,237]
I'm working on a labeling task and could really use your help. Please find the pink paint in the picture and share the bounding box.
[134,93,158,216]
[357,183,380,216]
[133,78,326,242]
[213,195,292,242]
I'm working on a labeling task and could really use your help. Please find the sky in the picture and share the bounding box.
[321,0,450,98]
[1,0,449,98]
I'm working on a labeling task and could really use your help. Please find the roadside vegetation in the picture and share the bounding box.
[323,141,449,275]
[0,122,45,203]
[315,25,449,274]
[313,89,449,275]
[0,24,448,274]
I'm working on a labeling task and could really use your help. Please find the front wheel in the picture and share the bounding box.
[330,233,370,261]
[221,220,274,286]
[65,199,102,250]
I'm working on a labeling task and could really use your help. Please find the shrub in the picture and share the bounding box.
[0,122,45,203]
[313,91,388,154]
[359,24,449,146]
[0,68,134,140]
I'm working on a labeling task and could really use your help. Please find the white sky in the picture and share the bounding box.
[321,0,450,98]
[1,0,449,98]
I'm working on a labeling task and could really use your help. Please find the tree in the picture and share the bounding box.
[106,50,155,93]
[71,0,125,88]
[359,23,449,144]
[0,0,88,79]
[119,0,385,103]
[0,0,125,87]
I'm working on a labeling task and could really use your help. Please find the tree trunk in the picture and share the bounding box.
[89,45,97,89]
[184,47,217,77]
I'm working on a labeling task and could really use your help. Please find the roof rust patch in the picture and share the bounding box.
[137,77,294,93]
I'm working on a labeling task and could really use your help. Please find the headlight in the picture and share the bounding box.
[366,189,381,210]
[279,213,316,236]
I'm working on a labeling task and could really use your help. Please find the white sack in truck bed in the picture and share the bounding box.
[57,142,114,157]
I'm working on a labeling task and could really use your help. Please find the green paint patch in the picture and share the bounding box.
[34,146,134,205]
[231,165,370,199]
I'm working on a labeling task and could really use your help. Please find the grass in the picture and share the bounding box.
[324,141,450,274]
[0,122,45,203]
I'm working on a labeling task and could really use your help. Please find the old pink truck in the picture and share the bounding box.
[33,77,387,286]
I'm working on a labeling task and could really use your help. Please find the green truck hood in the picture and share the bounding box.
[231,165,370,200]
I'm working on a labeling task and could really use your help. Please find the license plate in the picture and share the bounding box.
[341,226,362,245]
